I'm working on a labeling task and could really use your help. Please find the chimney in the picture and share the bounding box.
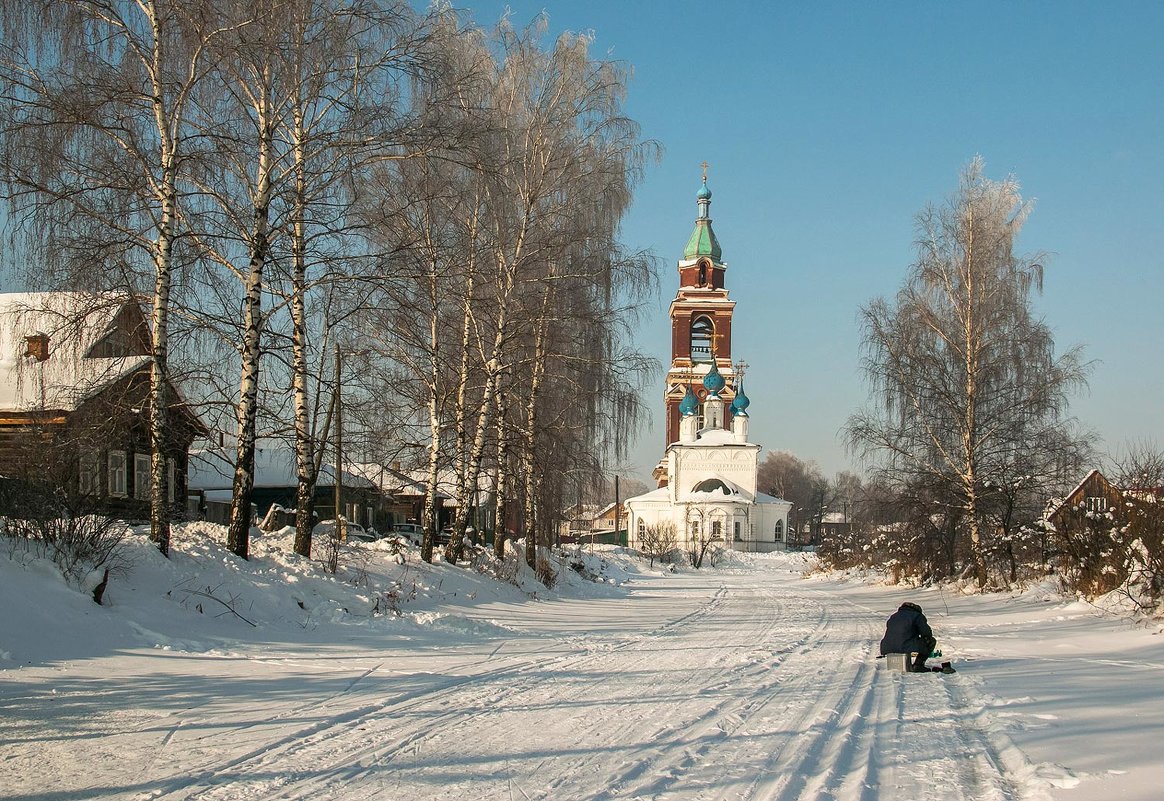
[24,333,50,362]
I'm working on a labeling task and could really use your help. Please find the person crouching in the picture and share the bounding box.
[880,601,936,673]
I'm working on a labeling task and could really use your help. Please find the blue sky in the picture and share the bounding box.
[469,1,1164,482]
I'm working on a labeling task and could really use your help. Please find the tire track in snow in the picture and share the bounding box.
[249,582,784,801]
[573,588,820,800]
[135,581,737,800]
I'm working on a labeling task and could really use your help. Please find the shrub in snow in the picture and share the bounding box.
[2,513,128,590]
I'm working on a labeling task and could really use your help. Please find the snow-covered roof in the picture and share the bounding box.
[188,447,376,492]
[623,486,669,505]
[393,466,495,498]
[670,427,756,448]
[686,475,753,504]
[0,292,151,413]
[348,462,433,497]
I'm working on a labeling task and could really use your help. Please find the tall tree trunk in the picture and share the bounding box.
[521,303,551,571]
[493,388,509,559]
[961,213,986,586]
[148,175,176,556]
[420,254,442,563]
[226,90,275,560]
[143,0,205,558]
[290,104,316,557]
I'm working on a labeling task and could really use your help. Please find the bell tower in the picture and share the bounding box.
[655,167,736,485]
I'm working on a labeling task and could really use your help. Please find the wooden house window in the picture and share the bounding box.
[108,451,127,497]
[167,458,176,505]
[79,449,100,496]
[1085,496,1108,512]
[134,454,151,500]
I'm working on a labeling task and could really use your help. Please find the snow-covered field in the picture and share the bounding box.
[2,526,1162,801]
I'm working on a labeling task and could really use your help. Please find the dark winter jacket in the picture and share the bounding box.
[879,602,935,656]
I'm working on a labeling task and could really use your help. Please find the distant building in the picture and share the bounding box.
[188,446,382,529]
[624,177,792,555]
[1045,469,1122,532]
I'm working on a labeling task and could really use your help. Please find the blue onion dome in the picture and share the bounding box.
[679,385,699,416]
[730,382,750,416]
[696,179,712,201]
[702,361,726,395]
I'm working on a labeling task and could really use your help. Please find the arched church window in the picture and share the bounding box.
[774,519,784,542]
[690,315,713,363]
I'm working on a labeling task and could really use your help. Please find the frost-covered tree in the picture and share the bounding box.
[356,14,655,572]
[1115,444,1164,604]
[0,0,228,556]
[847,158,1090,586]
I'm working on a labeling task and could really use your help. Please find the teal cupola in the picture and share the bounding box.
[702,361,726,396]
[730,381,750,416]
[679,384,699,416]
[684,175,722,261]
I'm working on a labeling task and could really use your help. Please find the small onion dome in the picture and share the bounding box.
[730,382,750,416]
[679,385,699,416]
[696,179,712,201]
[702,361,726,395]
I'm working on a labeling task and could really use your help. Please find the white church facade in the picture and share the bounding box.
[624,174,792,555]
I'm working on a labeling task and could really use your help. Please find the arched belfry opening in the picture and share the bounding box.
[690,315,714,363]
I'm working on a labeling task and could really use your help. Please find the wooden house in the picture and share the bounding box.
[1046,469,1124,532]
[0,292,203,519]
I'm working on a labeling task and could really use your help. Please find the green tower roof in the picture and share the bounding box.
[683,178,721,261]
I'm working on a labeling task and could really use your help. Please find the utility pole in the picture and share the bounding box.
[333,344,344,541]
[614,474,621,547]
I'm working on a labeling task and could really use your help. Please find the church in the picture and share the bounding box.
[624,174,792,555]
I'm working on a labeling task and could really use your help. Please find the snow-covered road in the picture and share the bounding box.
[7,550,1113,801]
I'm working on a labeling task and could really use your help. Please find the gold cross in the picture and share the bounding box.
[700,160,709,182]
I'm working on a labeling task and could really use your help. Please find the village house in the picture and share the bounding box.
[0,292,202,518]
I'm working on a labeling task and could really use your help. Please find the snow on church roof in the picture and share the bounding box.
[622,486,669,504]
[689,428,752,447]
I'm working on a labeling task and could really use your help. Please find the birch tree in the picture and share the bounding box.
[276,0,428,558]
[0,0,229,556]
[847,158,1090,586]
[442,20,654,567]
